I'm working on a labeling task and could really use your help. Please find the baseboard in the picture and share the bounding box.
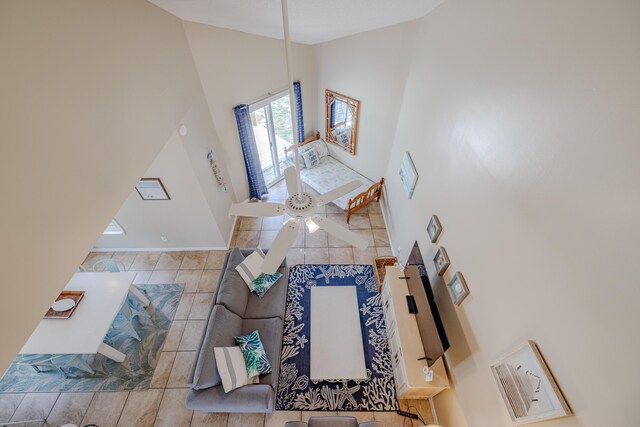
[92,246,229,252]
[226,214,238,249]
[378,193,395,256]
[429,396,439,425]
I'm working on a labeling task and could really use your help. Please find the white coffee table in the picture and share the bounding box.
[310,286,367,380]
[20,272,138,362]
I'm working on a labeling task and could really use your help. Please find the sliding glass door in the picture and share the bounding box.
[250,91,293,186]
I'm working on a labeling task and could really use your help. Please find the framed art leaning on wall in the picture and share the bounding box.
[490,341,571,425]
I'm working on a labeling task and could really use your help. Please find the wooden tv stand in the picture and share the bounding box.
[381,265,450,398]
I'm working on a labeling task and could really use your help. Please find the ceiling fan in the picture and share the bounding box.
[229,0,369,275]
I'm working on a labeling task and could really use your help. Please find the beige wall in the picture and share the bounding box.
[314,22,419,180]
[0,0,209,373]
[183,22,318,202]
[383,0,640,425]
[95,131,226,249]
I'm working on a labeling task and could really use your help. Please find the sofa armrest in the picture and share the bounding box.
[186,384,275,413]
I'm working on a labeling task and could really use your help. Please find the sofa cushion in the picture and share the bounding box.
[190,305,242,390]
[216,249,250,317]
[241,317,283,389]
[243,265,288,320]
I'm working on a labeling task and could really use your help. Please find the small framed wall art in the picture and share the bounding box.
[427,215,442,243]
[399,151,418,199]
[136,178,170,200]
[433,247,450,276]
[447,272,469,305]
[490,341,572,424]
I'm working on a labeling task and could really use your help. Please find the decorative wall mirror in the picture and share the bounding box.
[325,89,360,155]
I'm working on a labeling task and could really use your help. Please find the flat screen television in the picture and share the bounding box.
[406,242,450,366]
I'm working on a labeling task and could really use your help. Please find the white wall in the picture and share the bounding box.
[96,132,225,249]
[183,22,318,202]
[383,0,640,426]
[0,0,209,373]
[179,92,236,244]
[314,22,419,180]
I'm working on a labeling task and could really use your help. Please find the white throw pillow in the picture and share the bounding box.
[287,147,306,169]
[214,346,259,393]
[235,248,265,288]
[302,147,320,169]
[314,138,329,158]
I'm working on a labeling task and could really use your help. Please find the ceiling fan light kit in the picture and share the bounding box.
[228,0,369,274]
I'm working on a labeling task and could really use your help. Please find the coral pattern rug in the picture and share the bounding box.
[276,264,399,411]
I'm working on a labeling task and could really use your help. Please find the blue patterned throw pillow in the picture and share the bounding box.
[234,330,272,378]
[250,272,282,298]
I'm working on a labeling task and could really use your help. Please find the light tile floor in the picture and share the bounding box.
[0,181,434,426]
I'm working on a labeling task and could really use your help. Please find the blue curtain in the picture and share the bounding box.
[233,104,268,200]
[293,81,305,143]
[329,102,335,128]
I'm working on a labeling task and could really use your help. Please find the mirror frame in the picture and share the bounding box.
[325,89,360,155]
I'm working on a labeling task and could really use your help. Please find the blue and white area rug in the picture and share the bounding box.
[0,283,183,393]
[276,265,399,411]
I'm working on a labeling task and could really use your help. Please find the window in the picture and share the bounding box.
[249,90,293,186]
[103,219,125,235]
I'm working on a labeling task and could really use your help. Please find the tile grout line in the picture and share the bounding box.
[6,393,27,423]
[43,392,63,424]
[149,389,164,427]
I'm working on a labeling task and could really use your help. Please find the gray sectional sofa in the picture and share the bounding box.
[186,248,288,413]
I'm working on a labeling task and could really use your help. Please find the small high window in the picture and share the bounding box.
[103,219,125,235]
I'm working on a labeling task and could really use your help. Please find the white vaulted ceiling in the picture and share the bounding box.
[147,0,444,45]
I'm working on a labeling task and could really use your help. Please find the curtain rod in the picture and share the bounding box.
[242,80,299,107]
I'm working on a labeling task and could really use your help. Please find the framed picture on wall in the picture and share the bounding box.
[433,247,450,276]
[399,151,418,199]
[447,272,469,305]
[491,341,572,424]
[135,178,170,200]
[427,215,442,243]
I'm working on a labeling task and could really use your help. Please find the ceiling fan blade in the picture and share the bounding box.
[316,180,362,206]
[229,202,286,217]
[261,218,300,274]
[306,215,368,249]
[284,166,300,196]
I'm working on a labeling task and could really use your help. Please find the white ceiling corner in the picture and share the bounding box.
[147,0,445,45]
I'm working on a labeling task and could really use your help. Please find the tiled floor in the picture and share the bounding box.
[0,181,434,426]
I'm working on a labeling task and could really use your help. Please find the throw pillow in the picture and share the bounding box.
[213,346,259,393]
[302,147,320,169]
[234,330,273,377]
[250,271,283,298]
[335,129,351,148]
[287,148,306,169]
[235,248,265,287]
[314,138,330,158]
